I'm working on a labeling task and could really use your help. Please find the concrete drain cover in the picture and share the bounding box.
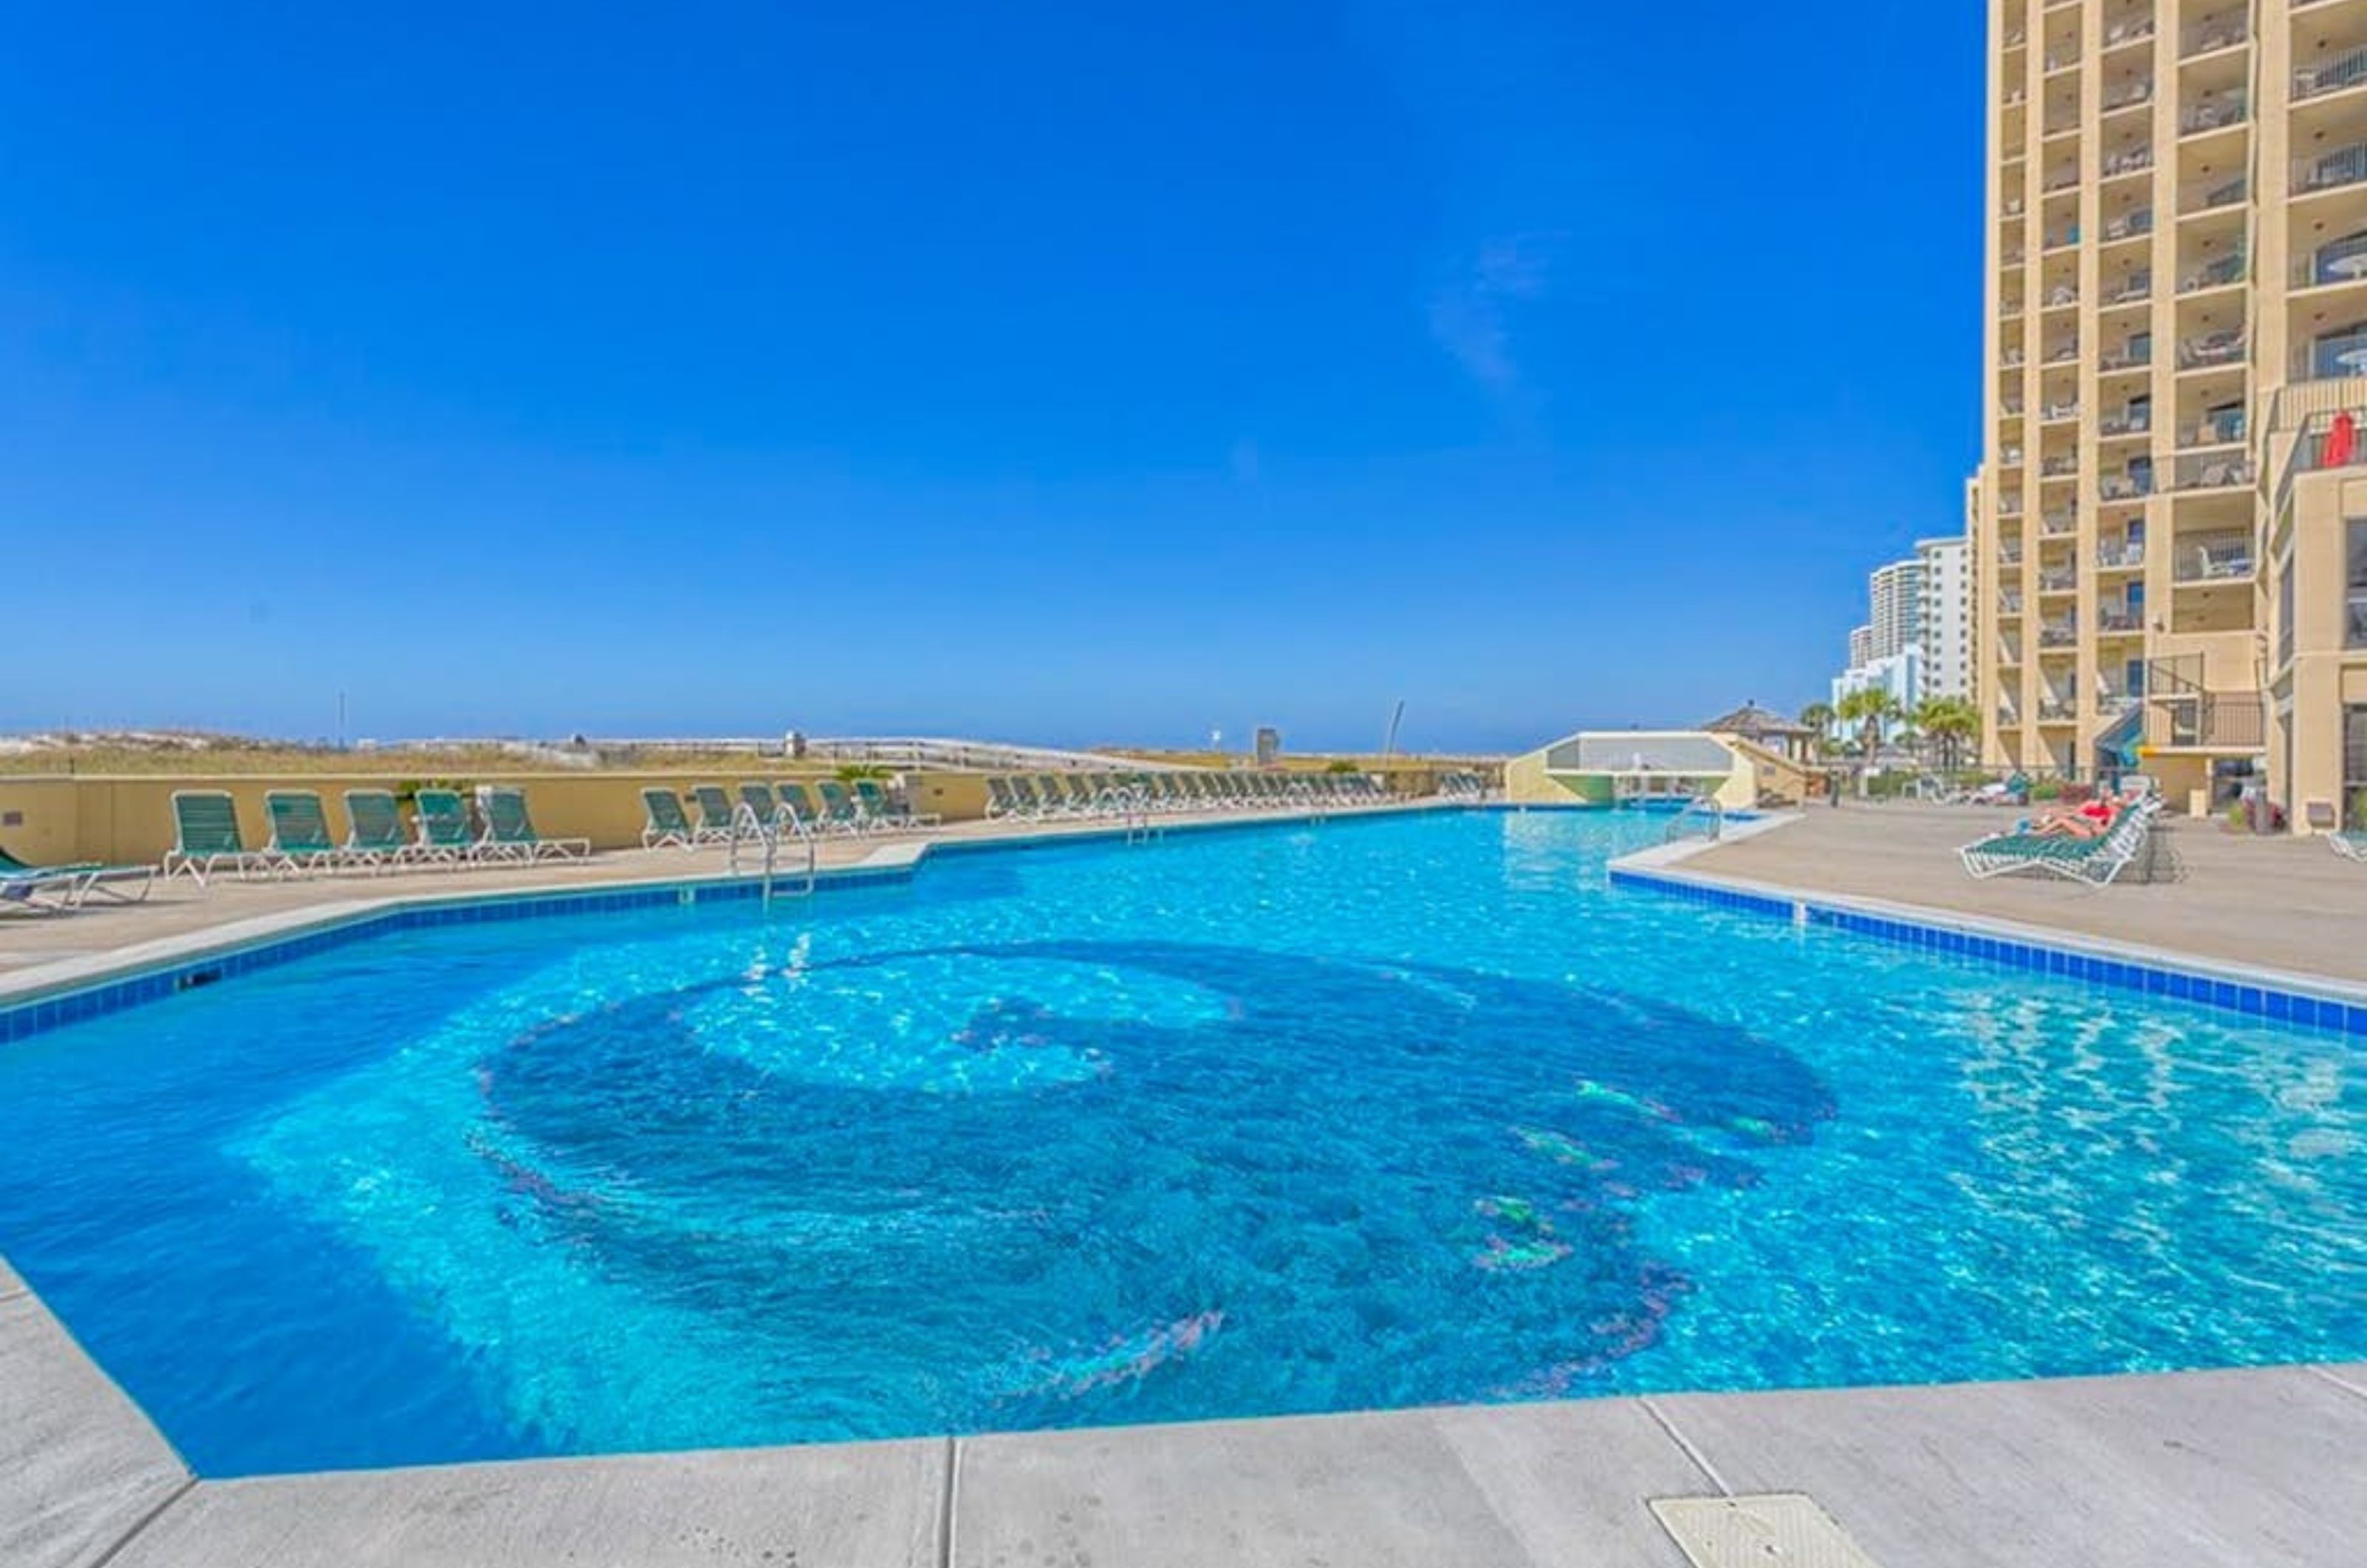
[1650,1494,1884,1567]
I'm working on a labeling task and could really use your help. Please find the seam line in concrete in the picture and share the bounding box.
[2306,1365,2367,1405]
[0,1285,27,1305]
[1639,1398,1731,1496]
[84,1475,197,1568]
[937,1435,960,1568]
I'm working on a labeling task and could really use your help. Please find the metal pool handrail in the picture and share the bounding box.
[728,802,818,907]
[1662,795,1725,845]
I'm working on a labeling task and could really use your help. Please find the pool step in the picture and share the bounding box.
[1650,1493,1885,1568]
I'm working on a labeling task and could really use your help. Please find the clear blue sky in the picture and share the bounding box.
[4,1,1982,753]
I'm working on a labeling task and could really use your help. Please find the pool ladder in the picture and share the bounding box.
[729,802,819,909]
[1116,785,1162,845]
[1661,794,1725,845]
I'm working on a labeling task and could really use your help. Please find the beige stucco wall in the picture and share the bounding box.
[0,769,993,865]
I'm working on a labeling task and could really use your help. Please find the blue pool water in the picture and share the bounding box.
[0,810,2360,1476]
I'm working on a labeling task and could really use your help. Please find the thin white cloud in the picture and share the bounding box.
[1428,235,1553,393]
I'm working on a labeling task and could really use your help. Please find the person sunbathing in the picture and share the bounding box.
[2027,800,2116,840]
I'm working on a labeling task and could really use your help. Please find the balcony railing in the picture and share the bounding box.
[2039,566,2079,592]
[2044,224,2080,250]
[2103,209,2153,243]
[2180,89,2248,135]
[2038,699,2079,723]
[2102,148,2152,180]
[2178,410,2246,447]
[2178,249,2245,293]
[2104,77,2154,112]
[2000,496,2027,517]
[2180,13,2247,58]
[2040,620,2080,649]
[1999,641,2025,665]
[2296,141,2367,197]
[2172,529,2255,581]
[2298,233,2367,289]
[2104,15,2155,50]
[1999,545,2025,567]
[2175,331,2244,370]
[2295,44,2367,103]
[2179,175,2246,216]
[2043,283,2079,308]
[2171,451,2255,490]
[2003,347,2028,368]
[2098,408,2150,435]
[2041,399,2082,421]
[2098,537,2147,568]
[2041,508,2079,535]
[2098,604,2145,633]
[2044,166,2082,194]
[2099,471,2154,500]
[2001,592,2026,616]
[2100,340,2152,371]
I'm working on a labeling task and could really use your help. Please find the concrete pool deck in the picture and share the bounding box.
[6,800,2367,1565]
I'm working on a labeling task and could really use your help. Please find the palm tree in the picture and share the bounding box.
[1913,695,1982,775]
[1834,688,1901,794]
[1797,701,1835,754]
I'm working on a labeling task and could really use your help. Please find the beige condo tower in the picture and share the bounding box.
[1979,0,2367,831]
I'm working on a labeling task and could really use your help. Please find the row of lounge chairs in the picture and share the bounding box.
[1958,794,2164,886]
[163,787,590,885]
[985,770,1390,821]
[1437,771,1494,802]
[641,781,938,848]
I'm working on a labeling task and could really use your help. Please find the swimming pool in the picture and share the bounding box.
[0,810,2360,1476]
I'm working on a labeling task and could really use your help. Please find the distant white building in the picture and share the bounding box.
[1847,624,1874,668]
[1830,646,1925,745]
[1915,535,1973,700]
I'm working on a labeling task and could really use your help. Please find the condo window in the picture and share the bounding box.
[2350,521,2367,648]
[2348,707,2367,829]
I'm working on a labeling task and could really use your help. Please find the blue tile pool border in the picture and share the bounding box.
[1608,866,2367,1041]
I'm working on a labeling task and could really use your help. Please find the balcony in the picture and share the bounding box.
[2039,565,2079,593]
[2104,77,2155,113]
[2178,249,2245,293]
[2040,398,2082,422]
[2002,346,2028,368]
[2175,331,2244,370]
[2043,223,2081,251]
[2039,619,2080,649]
[2179,89,2248,138]
[2000,590,2026,615]
[2103,270,2152,305]
[2104,14,2155,51]
[2099,470,2155,500]
[2171,529,2255,581]
[2296,141,2367,197]
[2295,44,2367,104]
[2100,339,2152,371]
[2039,453,2079,478]
[2098,406,2150,436]
[2178,175,2246,217]
[2000,496,2027,518]
[2102,147,2153,181]
[2038,699,2079,724]
[2296,325,2367,381]
[2297,232,2367,288]
[2178,409,2245,447]
[2042,283,2079,309]
[2041,507,2079,536]
[2044,164,2081,195]
[2043,339,2080,365]
[2102,208,2153,243]
[2098,603,2146,635]
[2171,451,2254,490]
[1999,544,2026,567]
[2179,13,2247,58]
[2098,536,2147,569]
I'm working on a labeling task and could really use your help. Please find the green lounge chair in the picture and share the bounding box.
[263,790,348,876]
[853,778,939,831]
[410,789,480,865]
[642,788,698,850]
[0,844,152,905]
[2330,831,2367,862]
[342,790,419,871]
[813,780,868,835]
[986,776,1024,819]
[478,786,590,862]
[774,783,824,834]
[1,864,90,914]
[1959,797,2160,886]
[163,791,269,885]
[688,785,746,844]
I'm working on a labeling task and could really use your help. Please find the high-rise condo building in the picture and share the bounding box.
[1979,0,2367,830]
